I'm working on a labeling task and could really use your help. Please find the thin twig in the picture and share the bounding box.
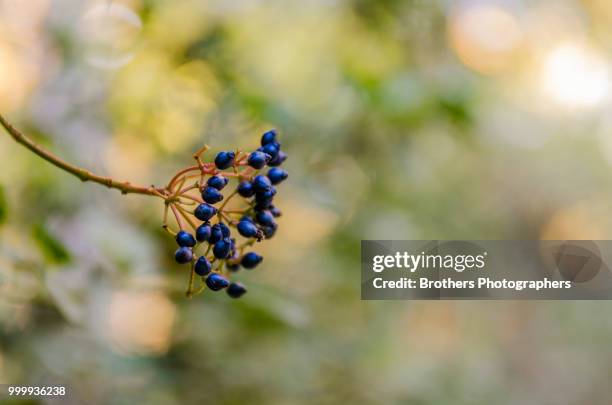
[0,114,166,197]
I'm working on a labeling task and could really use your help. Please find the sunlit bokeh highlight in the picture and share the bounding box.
[449,3,523,74]
[541,42,610,108]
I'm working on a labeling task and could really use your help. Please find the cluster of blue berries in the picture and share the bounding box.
[170,129,288,299]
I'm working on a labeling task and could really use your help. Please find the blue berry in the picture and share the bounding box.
[261,129,277,146]
[213,238,232,259]
[262,223,278,239]
[215,151,235,170]
[268,151,287,167]
[194,203,217,221]
[267,168,288,185]
[202,186,224,204]
[252,175,272,193]
[254,200,273,211]
[229,238,237,257]
[237,181,255,197]
[194,256,212,276]
[207,175,229,190]
[209,224,225,244]
[227,282,247,298]
[241,252,263,269]
[256,186,276,200]
[270,206,282,217]
[241,215,255,223]
[206,273,230,291]
[218,222,231,238]
[262,142,280,159]
[256,210,276,227]
[248,151,271,169]
[174,247,193,264]
[237,219,259,238]
[196,223,211,242]
[175,230,196,247]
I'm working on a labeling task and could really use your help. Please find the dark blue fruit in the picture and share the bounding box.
[267,168,288,185]
[196,223,211,242]
[241,252,263,269]
[270,206,282,217]
[262,223,278,239]
[248,151,271,169]
[194,256,212,276]
[202,186,224,204]
[237,181,255,197]
[256,210,276,227]
[227,282,247,298]
[209,224,224,244]
[268,151,287,167]
[214,151,235,170]
[262,142,280,158]
[237,220,259,238]
[175,230,196,247]
[213,238,232,259]
[241,215,255,223]
[254,198,273,211]
[206,273,230,291]
[207,175,229,190]
[194,203,217,221]
[261,129,277,146]
[174,247,193,264]
[255,186,276,201]
[252,175,272,193]
[218,222,231,238]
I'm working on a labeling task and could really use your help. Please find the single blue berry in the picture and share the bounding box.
[213,238,232,259]
[241,215,255,223]
[237,219,259,238]
[248,151,271,169]
[254,199,273,211]
[270,206,282,217]
[194,256,212,276]
[262,223,278,239]
[215,151,235,170]
[237,181,255,197]
[262,142,280,159]
[252,175,272,193]
[256,186,276,200]
[206,273,230,291]
[268,151,287,167]
[227,282,247,298]
[261,129,277,146]
[196,223,211,242]
[176,230,196,247]
[209,224,225,244]
[256,210,276,227]
[194,203,217,221]
[207,175,229,190]
[241,252,263,269]
[229,238,237,257]
[267,168,288,185]
[174,247,193,264]
[218,222,231,238]
[202,186,224,204]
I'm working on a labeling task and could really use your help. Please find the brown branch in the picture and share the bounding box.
[0,114,166,197]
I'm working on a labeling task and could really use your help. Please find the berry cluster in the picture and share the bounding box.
[165,130,287,298]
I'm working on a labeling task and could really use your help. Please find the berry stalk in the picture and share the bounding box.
[0,114,166,197]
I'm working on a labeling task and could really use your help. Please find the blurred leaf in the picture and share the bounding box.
[32,223,71,265]
[0,184,6,225]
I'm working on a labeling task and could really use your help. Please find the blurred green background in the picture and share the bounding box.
[2,0,612,403]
